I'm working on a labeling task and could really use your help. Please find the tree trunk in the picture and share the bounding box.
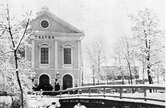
[147,66,153,84]
[142,61,145,84]
[92,65,95,85]
[121,71,124,85]
[81,69,84,86]
[127,60,133,84]
[97,55,100,81]
[145,36,153,92]
[144,30,153,86]
[146,41,153,85]
[121,76,124,85]
[147,61,153,93]
[14,50,24,108]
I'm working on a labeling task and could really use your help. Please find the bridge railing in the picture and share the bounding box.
[39,84,165,103]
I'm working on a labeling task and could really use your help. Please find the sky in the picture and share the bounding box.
[1,0,165,64]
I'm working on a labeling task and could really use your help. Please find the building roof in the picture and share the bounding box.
[30,7,84,35]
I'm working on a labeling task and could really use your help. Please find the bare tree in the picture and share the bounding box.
[118,36,134,84]
[130,8,164,85]
[135,50,146,83]
[113,46,125,84]
[0,4,31,108]
[86,40,106,84]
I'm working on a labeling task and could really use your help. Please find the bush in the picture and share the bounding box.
[0,91,7,96]
[11,99,21,108]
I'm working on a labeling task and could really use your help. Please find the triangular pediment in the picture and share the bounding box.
[30,8,82,34]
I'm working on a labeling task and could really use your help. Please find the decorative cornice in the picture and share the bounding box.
[32,31,84,36]
[29,31,84,40]
[33,68,80,71]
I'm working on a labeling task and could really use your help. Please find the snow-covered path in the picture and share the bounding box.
[26,95,60,108]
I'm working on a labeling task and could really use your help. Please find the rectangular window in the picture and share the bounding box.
[64,48,71,64]
[41,47,49,64]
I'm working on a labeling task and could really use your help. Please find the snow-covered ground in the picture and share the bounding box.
[0,96,18,107]
[0,96,13,105]
[26,95,60,108]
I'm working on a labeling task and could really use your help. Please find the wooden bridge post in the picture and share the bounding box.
[59,91,62,97]
[120,87,122,99]
[77,89,80,97]
[103,87,105,97]
[144,87,147,101]
[88,88,91,97]
[77,89,80,94]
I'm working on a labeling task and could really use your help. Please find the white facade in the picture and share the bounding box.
[25,8,84,90]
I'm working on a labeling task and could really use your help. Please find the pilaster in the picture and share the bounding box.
[32,40,35,68]
[55,40,58,69]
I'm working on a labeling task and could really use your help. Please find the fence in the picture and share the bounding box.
[41,84,165,103]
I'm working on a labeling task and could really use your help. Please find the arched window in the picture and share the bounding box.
[40,44,49,64]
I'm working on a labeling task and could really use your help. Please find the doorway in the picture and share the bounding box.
[39,74,50,85]
[38,74,53,91]
[63,74,73,90]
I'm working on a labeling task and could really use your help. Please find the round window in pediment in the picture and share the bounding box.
[41,20,49,28]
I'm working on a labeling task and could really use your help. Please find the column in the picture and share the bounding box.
[32,40,35,68]
[77,40,82,86]
[55,40,58,69]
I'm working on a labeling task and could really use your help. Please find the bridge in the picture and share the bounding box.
[26,84,165,108]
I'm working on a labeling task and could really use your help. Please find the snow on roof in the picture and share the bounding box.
[33,7,84,34]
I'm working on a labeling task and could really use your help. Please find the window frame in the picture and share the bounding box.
[41,20,49,28]
[39,44,50,67]
[40,19,50,29]
[41,47,49,64]
[63,48,72,65]
[62,44,73,68]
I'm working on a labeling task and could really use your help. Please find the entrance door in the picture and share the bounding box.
[38,74,53,91]
[39,74,50,85]
[63,74,73,90]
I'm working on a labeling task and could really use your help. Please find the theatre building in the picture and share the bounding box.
[25,7,84,90]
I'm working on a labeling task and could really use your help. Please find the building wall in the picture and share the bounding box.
[29,39,81,88]
[25,8,84,90]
